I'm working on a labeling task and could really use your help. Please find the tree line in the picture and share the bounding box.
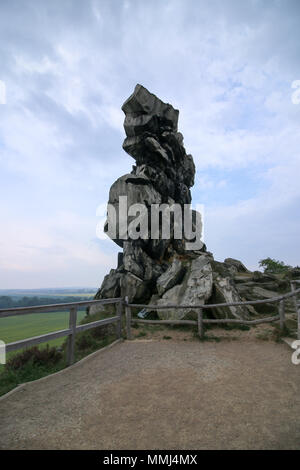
[0,296,92,309]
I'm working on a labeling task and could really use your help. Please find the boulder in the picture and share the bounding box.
[120,272,149,303]
[156,255,213,320]
[234,284,295,315]
[94,269,121,299]
[209,275,251,319]
[224,258,249,273]
[156,258,185,296]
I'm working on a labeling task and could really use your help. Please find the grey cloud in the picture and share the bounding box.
[0,0,300,286]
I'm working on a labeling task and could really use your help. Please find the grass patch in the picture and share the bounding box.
[203,320,251,332]
[255,329,273,341]
[0,360,65,397]
[192,328,221,342]
[170,323,196,332]
[222,323,251,331]
[0,307,119,397]
[272,324,291,343]
[137,331,147,338]
[255,324,290,342]
[0,345,65,397]
[132,322,165,332]
[0,310,86,347]
[198,334,222,343]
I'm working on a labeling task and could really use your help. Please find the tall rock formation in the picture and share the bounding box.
[93,85,257,320]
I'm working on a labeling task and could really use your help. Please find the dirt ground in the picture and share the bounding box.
[0,328,299,450]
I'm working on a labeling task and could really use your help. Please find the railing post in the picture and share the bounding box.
[291,281,297,311]
[279,299,285,331]
[67,306,77,366]
[198,308,204,339]
[116,300,123,339]
[125,296,132,340]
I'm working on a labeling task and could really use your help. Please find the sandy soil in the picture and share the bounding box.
[0,333,299,450]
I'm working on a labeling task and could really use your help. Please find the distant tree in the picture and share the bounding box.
[0,295,89,309]
[259,257,292,274]
[0,296,14,308]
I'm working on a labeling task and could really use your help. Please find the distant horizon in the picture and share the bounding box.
[0,287,98,292]
[2,255,299,290]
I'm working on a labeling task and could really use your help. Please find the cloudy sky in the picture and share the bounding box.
[0,0,299,288]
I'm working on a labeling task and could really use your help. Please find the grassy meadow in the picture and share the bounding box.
[0,289,95,369]
[0,293,119,397]
[0,310,87,370]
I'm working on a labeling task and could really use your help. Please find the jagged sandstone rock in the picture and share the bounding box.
[156,258,185,296]
[155,255,214,320]
[94,85,287,321]
[224,258,249,274]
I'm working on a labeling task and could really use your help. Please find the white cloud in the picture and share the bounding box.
[0,211,118,287]
[0,0,299,287]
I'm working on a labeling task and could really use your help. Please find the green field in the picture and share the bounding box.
[0,310,87,368]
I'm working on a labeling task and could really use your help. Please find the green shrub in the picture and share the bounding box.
[0,350,64,397]
[259,257,291,274]
[137,331,147,337]
[75,332,98,351]
[6,345,62,370]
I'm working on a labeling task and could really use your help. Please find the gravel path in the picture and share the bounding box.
[0,338,299,450]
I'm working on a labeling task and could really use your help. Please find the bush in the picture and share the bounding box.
[0,358,64,397]
[6,345,62,370]
[259,257,292,274]
[60,307,118,361]
[75,332,98,351]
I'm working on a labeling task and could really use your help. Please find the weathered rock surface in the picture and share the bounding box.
[224,258,249,274]
[94,85,292,321]
[156,258,185,296]
[155,255,214,320]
